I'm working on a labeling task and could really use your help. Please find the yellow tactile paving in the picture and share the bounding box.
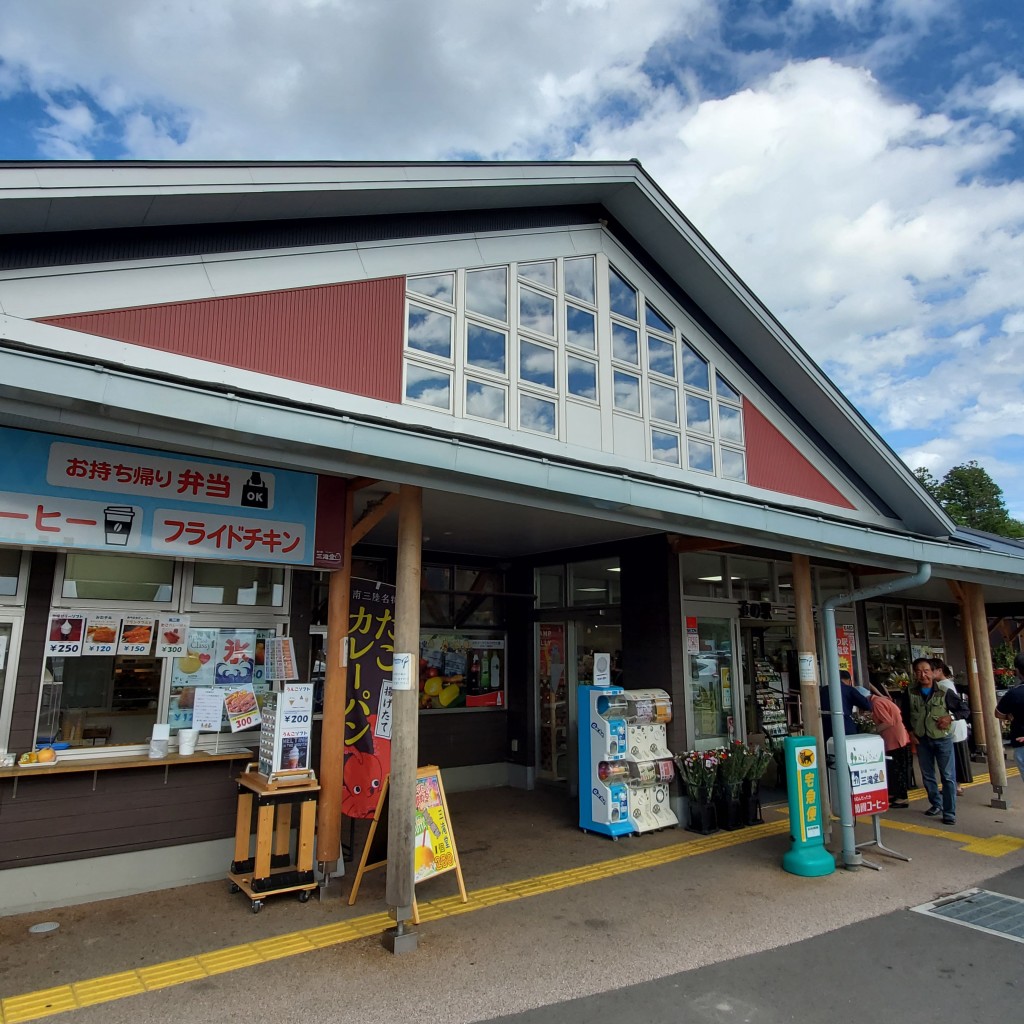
[2,774,1021,1024]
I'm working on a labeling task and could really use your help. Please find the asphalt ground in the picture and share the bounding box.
[2,769,1023,1024]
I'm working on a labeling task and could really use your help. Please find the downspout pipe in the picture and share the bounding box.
[824,563,932,870]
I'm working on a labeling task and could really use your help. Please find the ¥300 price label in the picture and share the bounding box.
[232,712,258,730]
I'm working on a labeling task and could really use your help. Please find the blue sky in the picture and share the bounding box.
[1,0,1022,517]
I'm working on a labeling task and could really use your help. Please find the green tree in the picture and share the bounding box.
[913,466,940,497]
[916,460,1024,538]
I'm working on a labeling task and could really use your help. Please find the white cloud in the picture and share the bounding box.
[0,0,1021,514]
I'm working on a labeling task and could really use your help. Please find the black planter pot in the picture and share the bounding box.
[715,788,746,830]
[741,778,764,825]
[685,798,719,835]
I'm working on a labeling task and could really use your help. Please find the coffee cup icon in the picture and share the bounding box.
[104,506,136,545]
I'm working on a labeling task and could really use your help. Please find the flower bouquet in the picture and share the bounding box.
[717,741,749,800]
[887,671,911,690]
[675,749,721,834]
[675,749,720,804]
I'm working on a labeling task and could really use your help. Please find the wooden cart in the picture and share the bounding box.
[228,766,320,912]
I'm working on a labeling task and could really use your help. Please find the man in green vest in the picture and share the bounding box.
[907,657,960,824]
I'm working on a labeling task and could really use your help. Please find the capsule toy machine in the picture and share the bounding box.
[578,685,632,839]
[623,688,678,833]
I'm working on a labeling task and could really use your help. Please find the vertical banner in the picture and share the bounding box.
[342,578,396,819]
[835,625,855,676]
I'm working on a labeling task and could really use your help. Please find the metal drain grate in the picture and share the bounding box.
[912,888,1024,943]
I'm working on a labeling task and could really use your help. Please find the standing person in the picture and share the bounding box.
[869,689,911,808]
[907,657,961,824]
[820,669,873,743]
[931,659,971,794]
[995,652,1024,787]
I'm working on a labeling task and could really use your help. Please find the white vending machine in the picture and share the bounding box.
[622,688,678,833]
[578,685,632,839]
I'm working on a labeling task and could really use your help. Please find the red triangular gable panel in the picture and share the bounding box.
[743,401,855,509]
[37,277,406,404]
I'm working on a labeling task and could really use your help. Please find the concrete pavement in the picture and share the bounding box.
[1,771,1023,1024]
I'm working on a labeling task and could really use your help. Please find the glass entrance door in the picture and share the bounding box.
[535,617,621,794]
[0,617,24,754]
[683,608,741,750]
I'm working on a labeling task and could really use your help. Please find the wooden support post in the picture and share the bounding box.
[965,581,1009,802]
[792,555,828,832]
[316,485,355,874]
[949,581,985,750]
[385,484,422,947]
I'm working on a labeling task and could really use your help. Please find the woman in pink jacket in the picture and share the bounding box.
[869,690,911,808]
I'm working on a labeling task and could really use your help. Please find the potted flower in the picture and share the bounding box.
[742,744,772,825]
[674,749,720,834]
[715,742,749,830]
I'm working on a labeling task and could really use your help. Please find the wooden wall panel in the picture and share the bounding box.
[0,762,241,869]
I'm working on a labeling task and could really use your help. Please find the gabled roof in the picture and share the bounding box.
[0,160,953,540]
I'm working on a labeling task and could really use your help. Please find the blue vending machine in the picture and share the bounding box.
[578,685,633,839]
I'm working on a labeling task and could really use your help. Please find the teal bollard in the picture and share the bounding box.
[781,736,835,877]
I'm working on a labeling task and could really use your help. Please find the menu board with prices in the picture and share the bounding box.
[258,683,314,779]
[754,659,789,739]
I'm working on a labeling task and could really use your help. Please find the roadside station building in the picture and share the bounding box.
[0,161,1021,915]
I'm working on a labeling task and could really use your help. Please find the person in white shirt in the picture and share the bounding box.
[931,659,970,795]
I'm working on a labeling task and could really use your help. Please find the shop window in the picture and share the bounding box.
[39,653,163,749]
[716,373,741,401]
[465,266,508,322]
[569,558,621,606]
[609,266,638,320]
[718,404,743,444]
[61,553,175,603]
[407,303,453,359]
[519,393,556,435]
[536,565,565,608]
[685,394,712,435]
[649,382,679,425]
[682,344,710,392]
[421,563,507,629]
[564,256,596,303]
[190,563,285,607]
[567,356,598,401]
[815,566,853,606]
[566,304,596,351]
[687,438,714,474]
[465,380,507,423]
[681,552,730,599]
[612,323,639,365]
[408,272,454,305]
[645,303,673,334]
[721,448,746,482]
[613,371,641,414]
[730,557,773,603]
[405,364,451,411]
[647,335,676,378]
[519,339,556,389]
[651,429,681,466]
[0,549,24,598]
[466,323,507,374]
[519,287,555,337]
[886,604,907,639]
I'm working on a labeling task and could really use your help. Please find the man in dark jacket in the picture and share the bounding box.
[820,669,872,743]
[996,652,1024,789]
[907,657,962,824]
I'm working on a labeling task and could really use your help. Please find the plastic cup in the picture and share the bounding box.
[178,729,199,755]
